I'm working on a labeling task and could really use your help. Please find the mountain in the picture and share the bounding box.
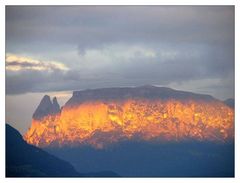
[32,95,60,120]
[20,85,235,177]
[24,85,234,148]
[224,98,234,109]
[6,124,80,177]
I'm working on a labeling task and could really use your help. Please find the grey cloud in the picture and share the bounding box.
[6,46,234,99]
[6,71,49,94]
[6,6,234,52]
[6,68,103,95]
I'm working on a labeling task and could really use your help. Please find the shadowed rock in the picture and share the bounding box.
[32,95,60,120]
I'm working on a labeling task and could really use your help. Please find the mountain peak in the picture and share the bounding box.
[32,95,60,120]
[52,96,57,102]
[52,97,60,113]
[43,94,51,99]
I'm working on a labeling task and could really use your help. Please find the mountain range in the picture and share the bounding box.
[8,85,234,177]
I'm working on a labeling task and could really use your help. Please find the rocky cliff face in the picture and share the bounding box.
[24,86,234,148]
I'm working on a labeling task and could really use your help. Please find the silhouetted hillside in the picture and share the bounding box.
[6,124,80,177]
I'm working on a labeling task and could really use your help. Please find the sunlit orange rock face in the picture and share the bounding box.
[24,86,234,148]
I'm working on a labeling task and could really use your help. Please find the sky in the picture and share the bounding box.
[5,6,234,134]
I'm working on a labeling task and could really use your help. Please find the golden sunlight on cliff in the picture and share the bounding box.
[24,99,234,148]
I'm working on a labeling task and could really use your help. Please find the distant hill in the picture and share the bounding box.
[6,124,120,177]
[224,98,234,109]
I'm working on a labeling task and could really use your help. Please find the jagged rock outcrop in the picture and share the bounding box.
[32,95,60,120]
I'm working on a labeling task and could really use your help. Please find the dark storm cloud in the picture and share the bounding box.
[5,6,234,99]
